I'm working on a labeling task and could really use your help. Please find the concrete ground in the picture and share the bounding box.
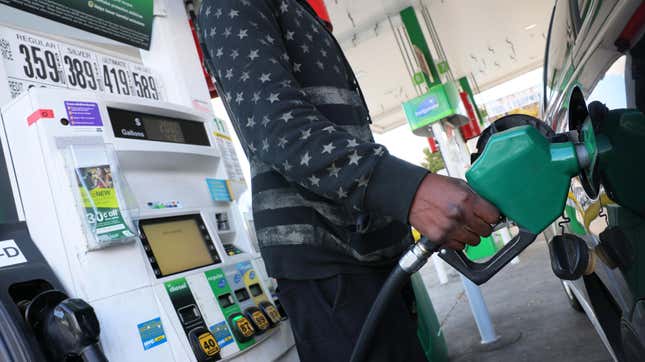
[418,236,613,362]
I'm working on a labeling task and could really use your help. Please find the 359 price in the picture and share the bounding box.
[133,72,159,100]
[19,44,61,83]
[64,56,98,90]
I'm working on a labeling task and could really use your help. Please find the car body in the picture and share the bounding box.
[542,0,645,361]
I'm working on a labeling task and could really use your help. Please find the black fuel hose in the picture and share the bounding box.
[349,238,440,362]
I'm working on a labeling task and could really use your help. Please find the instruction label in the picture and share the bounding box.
[137,317,167,351]
[65,101,102,126]
[0,239,27,268]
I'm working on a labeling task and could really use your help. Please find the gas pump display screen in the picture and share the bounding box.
[108,108,210,146]
[139,215,220,277]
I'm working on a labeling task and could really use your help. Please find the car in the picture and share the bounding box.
[541,1,645,361]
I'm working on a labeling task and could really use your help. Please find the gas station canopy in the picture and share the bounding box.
[326,0,554,133]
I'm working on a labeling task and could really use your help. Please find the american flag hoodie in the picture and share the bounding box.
[199,0,428,279]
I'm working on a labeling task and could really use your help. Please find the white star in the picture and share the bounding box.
[216,48,224,57]
[323,126,336,134]
[237,29,248,40]
[348,150,363,165]
[224,92,232,102]
[324,38,332,47]
[280,112,294,123]
[347,139,359,148]
[308,175,320,187]
[246,116,255,127]
[278,137,288,148]
[300,128,312,140]
[209,27,216,37]
[374,147,385,156]
[266,35,275,44]
[215,8,222,18]
[280,79,291,87]
[262,116,271,127]
[320,49,328,57]
[316,61,324,70]
[282,160,292,171]
[259,73,271,83]
[356,176,369,188]
[286,31,295,40]
[322,142,336,154]
[241,0,250,5]
[235,92,244,104]
[230,49,239,59]
[337,187,348,199]
[312,24,319,33]
[333,65,341,74]
[252,92,261,103]
[248,143,257,152]
[262,138,269,151]
[267,93,280,103]
[223,27,232,38]
[205,6,212,16]
[240,72,250,82]
[224,69,233,80]
[281,53,290,61]
[301,44,310,53]
[293,63,302,72]
[300,152,311,166]
[280,1,289,13]
[306,115,318,121]
[327,163,340,178]
[248,49,259,60]
[296,9,304,17]
[306,33,313,42]
[229,9,239,18]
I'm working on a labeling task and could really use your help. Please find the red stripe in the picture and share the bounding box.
[616,2,645,51]
[27,109,54,126]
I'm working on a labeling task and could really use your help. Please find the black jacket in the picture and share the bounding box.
[199,0,428,279]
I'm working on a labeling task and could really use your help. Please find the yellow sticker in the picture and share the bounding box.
[252,311,269,330]
[198,332,220,357]
[236,317,255,337]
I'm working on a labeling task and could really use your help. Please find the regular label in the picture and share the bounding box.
[0,239,27,268]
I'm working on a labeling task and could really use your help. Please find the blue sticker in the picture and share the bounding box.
[249,271,256,280]
[234,273,241,284]
[138,317,167,351]
[210,322,235,348]
[217,278,226,288]
[206,178,232,202]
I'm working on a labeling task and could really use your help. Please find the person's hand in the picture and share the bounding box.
[409,173,500,250]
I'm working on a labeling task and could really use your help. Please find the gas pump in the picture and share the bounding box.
[350,108,645,361]
[0,88,293,361]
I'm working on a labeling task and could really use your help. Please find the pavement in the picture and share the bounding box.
[418,236,613,362]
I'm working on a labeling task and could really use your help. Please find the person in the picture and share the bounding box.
[198,1,500,361]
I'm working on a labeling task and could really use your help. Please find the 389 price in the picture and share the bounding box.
[19,44,61,83]
[64,56,98,90]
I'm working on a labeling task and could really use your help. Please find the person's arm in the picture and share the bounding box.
[199,0,426,223]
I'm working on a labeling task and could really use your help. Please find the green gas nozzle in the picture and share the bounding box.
[439,122,593,285]
[466,125,586,234]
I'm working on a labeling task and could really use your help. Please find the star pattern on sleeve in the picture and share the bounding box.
[200,0,391,210]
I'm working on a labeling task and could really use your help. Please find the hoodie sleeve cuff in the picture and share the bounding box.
[365,154,429,224]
